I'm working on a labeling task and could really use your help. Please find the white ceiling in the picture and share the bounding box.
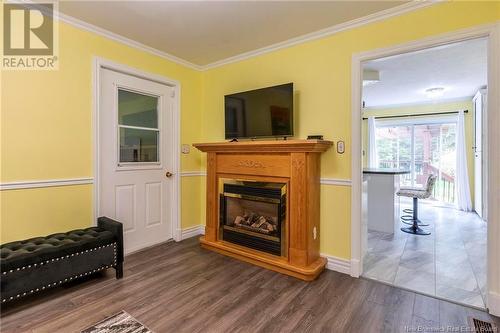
[362,38,488,108]
[57,1,407,66]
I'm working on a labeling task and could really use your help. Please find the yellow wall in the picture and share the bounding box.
[0,185,93,242]
[1,21,205,242]
[1,1,499,256]
[361,100,475,204]
[201,1,499,258]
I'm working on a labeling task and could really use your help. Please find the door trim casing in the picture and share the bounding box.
[351,23,500,314]
[92,57,182,244]
[473,89,488,220]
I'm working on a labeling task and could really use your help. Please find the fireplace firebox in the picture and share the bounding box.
[219,179,286,256]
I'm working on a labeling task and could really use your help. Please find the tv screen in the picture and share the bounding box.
[225,83,293,139]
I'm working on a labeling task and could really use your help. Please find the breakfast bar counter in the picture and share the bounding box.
[363,168,410,234]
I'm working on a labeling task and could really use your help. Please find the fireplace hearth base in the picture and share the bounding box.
[200,238,327,281]
[194,140,333,281]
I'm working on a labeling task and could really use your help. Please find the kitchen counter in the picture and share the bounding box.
[363,169,409,234]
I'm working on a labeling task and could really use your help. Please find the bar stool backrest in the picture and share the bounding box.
[423,174,437,198]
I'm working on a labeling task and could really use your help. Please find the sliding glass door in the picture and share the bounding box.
[375,125,413,186]
[374,118,457,204]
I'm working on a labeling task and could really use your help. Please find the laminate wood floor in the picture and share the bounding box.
[1,237,498,333]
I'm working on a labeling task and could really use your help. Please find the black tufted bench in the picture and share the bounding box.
[0,216,123,304]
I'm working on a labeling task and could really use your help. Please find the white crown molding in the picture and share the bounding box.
[14,0,203,71]
[0,178,94,191]
[181,225,206,240]
[17,0,438,71]
[58,14,203,71]
[180,171,207,177]
[202,1,439,70]
[321,253,351,275]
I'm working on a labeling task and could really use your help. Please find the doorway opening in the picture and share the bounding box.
[359,37,488,309]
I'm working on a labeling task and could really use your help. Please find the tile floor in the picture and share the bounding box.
[363,197,487,309]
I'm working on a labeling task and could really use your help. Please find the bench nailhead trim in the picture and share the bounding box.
[2,243,117,276]
[1,242,118,303]
[1,264,113,303]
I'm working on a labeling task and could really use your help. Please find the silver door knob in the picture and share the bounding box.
[165,171,173,178]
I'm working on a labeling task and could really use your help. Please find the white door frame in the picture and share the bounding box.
[92,56,182,244]
[473,89,487,220]
[350,23,500,314]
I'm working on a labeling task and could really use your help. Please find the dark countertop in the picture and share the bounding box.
[363,168,410,175]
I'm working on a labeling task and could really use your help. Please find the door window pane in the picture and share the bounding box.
[120,128,158,163]
[118,90,158,129]
[375,126,412,186]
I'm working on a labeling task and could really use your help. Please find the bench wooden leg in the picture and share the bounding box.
[116,262,123,279]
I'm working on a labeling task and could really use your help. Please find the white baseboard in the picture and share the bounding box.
[181,225,205,240]
[488,291,500,316]
[321,254,351,275]
[350,259,361,277]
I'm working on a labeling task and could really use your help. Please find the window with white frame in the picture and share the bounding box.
[117,89,160,164]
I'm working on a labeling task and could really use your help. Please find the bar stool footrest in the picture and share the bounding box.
[401,216,429,226]
[401,226,431,236]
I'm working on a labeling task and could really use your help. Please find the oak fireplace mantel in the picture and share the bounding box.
[193,140,333,281]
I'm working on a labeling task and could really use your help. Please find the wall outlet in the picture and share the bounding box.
[181,144,190,154]
[337,141,345,154]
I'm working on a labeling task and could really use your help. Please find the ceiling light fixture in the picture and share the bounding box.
[425,87,445,98]
[363,69,380,86]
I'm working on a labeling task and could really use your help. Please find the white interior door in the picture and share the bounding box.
[473,90,485,219]
[99,68,175,253]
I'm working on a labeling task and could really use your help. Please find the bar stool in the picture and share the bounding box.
[396,175,437,235]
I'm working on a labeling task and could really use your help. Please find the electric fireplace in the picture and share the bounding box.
[219,179,286,256]
[194,139,332,280]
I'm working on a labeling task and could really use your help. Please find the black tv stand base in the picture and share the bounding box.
[229,137,290,142]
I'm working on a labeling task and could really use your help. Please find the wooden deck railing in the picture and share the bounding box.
[378,160,455,203]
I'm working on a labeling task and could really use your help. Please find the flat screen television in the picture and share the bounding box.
[224,83,293,139]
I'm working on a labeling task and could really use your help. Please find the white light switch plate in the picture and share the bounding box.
[181,144,190,154]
